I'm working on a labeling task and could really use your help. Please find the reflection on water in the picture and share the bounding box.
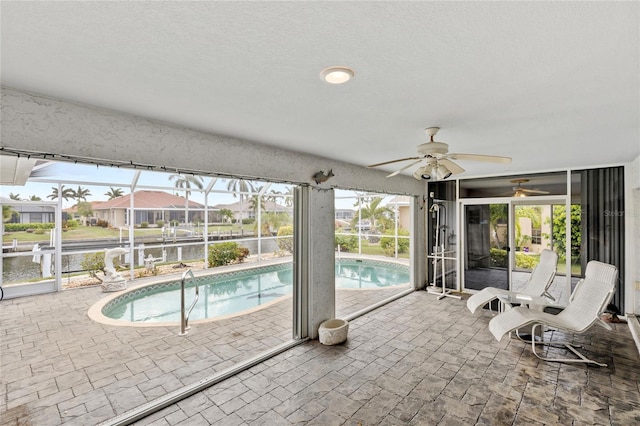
[104,264,294,323]
[336,260,410,289]
[102,260,410,323]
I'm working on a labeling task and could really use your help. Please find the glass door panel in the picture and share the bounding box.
[463,203,509,291]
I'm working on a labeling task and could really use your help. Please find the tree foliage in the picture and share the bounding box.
[2,205,15,222]
[380,228,410,256]
[105,187,124,200]
[277,225,294,253]
[169,174,204,223]
[47,185,75,201]
[76,201,94,218]
[73,186,92,201]
[351,197,392,232]
[550,205,581,261]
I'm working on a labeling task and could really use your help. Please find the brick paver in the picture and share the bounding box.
[140,292,639,425]
[1,261,410,425]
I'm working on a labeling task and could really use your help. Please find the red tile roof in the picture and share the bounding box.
[92,190,204,210]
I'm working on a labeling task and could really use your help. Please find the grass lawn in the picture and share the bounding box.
[3,224,245,244]
[357,240,410,259]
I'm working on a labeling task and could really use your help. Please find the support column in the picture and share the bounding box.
[294,186,335,340]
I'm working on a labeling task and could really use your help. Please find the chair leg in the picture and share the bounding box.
[528,324,607,367]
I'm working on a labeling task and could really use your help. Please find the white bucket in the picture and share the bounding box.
[318,318,349,345]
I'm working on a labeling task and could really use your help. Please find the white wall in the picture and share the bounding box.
[1,88,424,197]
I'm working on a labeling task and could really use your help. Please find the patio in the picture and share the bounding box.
[1,278,638,425]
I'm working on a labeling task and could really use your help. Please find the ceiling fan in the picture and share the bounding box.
[510,179,550,197]
[367,127,512,180]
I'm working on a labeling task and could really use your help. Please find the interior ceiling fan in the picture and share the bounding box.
[509,179,550,197]
[367,127,511,180]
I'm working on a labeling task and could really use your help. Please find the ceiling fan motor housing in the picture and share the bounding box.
[417,142,448,156]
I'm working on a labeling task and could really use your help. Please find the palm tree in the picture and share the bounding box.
[226,178,255,232]
[354,197,391,233]
[249,193,266,217]
[105,187,124,200]
[283,187,294,207]
[73,186,92,202]
[265,189,282,204]
[47,185,75,201]
[9,193,21,200]
[169,174,204,224]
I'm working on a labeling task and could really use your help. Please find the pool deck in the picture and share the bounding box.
[0,259,410,425]
[1,261,639,425]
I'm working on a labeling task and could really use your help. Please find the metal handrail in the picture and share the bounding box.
[178,269,198,336]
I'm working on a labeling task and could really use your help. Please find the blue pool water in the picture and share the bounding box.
[102,259,410,323]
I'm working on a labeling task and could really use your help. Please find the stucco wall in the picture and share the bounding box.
[1,88,425,198]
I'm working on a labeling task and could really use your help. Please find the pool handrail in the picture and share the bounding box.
[178,269,199,336]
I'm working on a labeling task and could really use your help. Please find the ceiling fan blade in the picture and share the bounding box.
[522,188,549,195]
[448,153,512,164]
[367,156,421,168]
[386,159,423,177]
[438,158,465,175]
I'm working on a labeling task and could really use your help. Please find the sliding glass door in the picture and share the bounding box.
[462,202,510,292]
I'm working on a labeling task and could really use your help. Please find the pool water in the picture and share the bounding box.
[102,259,409,323]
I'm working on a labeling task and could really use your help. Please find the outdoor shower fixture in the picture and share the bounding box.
[427,200,460,301]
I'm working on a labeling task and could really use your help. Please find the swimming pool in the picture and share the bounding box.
[92,259,410,325]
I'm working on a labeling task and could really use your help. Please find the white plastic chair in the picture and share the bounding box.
[488,261,618,367]
[466,249,558,314]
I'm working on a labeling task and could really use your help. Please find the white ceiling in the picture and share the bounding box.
[1,2,638,179]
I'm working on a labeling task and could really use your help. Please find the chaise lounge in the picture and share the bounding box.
[488,260,618,367]
[466,249,558,314]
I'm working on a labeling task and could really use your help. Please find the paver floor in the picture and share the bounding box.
[135,292,640,426]
[2,268,639,425]
[0,262,409,425]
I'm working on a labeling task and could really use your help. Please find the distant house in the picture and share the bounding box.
[213,200,291,222]
[64,201,105,225]
[89,190,208,227]
[1,196,55,224]
[335,209,355,221]
[387,196,411,230]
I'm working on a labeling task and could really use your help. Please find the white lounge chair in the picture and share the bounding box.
[488,260,618,367]
[466,249,558,314]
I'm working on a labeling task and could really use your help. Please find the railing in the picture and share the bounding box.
[178,269,199,336]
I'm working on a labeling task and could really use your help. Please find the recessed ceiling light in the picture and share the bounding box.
[320,66,354,84]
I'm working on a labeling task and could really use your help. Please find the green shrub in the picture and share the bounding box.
[66,219,79,229]
[335,234,358,252]
[379,229,410,256]
[156,220,165,228]
[515,253,538,269]
[170,220,179,226]
[242,218,254,225]
[208,242,249,267]
[34,228,45,235]
[277,226,294,253]
[4,223,55,232]
[140,221,149,228]
[490,248,508,267]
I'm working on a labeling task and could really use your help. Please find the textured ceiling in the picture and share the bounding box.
[1,2,638,179]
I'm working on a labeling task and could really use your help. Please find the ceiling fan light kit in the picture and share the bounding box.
[368,126,512,181]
